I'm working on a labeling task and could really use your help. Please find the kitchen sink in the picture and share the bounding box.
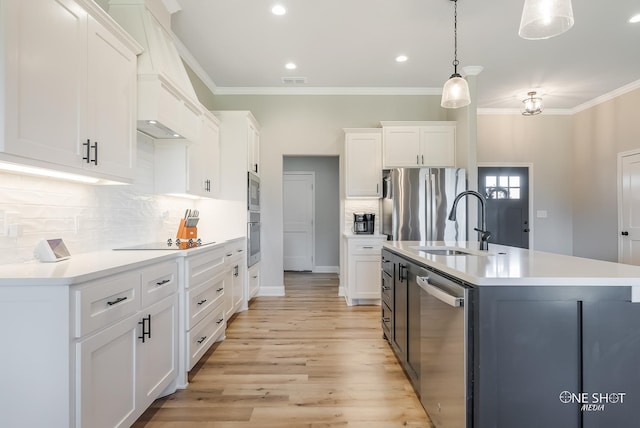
[410,246,491,256]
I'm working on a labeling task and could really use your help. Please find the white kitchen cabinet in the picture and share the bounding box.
[248,262,261,299]
[248,119,260,176]
[154,109,220,198]
[215,110,261,201]
[180,245,227,380]
[0,256,179,428]
[224,239,247,319]
[343,236,386,305]
[1,0,141,183]
[381,122,456,168]
[344,129,382,198]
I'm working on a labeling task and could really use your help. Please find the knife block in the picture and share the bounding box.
[176,219,197,240]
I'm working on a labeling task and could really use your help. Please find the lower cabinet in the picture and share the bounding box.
[343,236,386,305]
[224,238,247,318]
[248,262,260,299]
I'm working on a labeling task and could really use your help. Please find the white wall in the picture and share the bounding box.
[477,114,574,255]
[208,94,446,291]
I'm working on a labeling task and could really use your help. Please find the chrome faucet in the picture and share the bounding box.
[448,190,491,251]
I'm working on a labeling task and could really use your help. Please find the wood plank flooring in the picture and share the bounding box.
[133,272,432,427]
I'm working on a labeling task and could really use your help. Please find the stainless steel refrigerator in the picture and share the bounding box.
[381,168,466,242]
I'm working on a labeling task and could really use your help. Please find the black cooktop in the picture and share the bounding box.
[113,239,216,251]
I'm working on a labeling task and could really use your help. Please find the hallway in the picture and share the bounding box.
[133,272,432,427]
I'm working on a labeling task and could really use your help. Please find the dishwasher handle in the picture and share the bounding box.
[416,276,463,307]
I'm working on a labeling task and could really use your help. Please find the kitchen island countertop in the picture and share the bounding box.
[384,241,640,287]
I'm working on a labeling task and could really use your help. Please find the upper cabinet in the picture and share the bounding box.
[154,109,221,199]
[0,0,142,183]
[344,129,382,198]
[247,120,260,176]
[215,111,261,202]
[381,122,456,169]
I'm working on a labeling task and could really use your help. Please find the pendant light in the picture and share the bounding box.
[441,0,470,109]
[519,0,574,40]
[521,91,543,116]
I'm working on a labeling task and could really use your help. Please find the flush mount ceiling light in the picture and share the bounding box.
[521,91,543,116]
[441,0,471,109]
[519,0,574,40]
[271,4,287,16]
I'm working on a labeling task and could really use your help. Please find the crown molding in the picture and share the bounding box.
[212,86,442,96]
[570,79,640,114]
[477,108,573,116]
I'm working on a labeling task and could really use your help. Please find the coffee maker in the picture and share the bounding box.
[353,213,375,234]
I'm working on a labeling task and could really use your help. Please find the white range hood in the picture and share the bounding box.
[108,0,202,141]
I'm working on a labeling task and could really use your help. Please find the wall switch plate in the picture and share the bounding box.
[536,210,548,218]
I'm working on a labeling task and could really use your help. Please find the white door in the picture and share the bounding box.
[619,152,640,264]
[283,172,314,271]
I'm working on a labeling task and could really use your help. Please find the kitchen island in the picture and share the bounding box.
[382,241,640,428]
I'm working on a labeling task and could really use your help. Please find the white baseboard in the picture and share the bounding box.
[312,265,339,273]
[338,286,346,297]
[257,285,285,296]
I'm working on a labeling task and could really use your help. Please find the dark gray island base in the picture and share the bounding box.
[381,246,640,428]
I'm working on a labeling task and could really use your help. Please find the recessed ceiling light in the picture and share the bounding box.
[396,55,408,63]
[630,14,640,23]
[285,62,297,70]
[272,5,287,16]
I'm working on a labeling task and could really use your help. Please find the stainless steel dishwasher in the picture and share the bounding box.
[416,266,470,428]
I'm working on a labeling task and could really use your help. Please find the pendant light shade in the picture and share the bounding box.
[441,75,471,109]
[441,0,470,109]
[519,0,574,40]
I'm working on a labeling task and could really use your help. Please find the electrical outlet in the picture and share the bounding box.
[4,211,19,236]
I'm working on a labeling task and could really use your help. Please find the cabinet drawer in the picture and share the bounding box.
[186,246,226,289]
[187,304,225,370]
[349,240,384,255]
[141,261,178,308]
[382,301,393,340]
[74,271,141,338]
[186,270,225,330]
[381,270,393,307]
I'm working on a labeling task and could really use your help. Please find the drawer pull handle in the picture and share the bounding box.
[197,336,207,344]
[362,246,374,249]
[197,299,207,305]
[156,279,171,286]
[237,249,244,253]
[216,318,224,325]
[383,317,391,323]
[216,287,224,292]
[226,253,233,257]
[252,275,258,279]
[107,296,127,306]
[382,286,390,291]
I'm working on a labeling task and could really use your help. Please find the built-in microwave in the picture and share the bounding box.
[248,172,260,212]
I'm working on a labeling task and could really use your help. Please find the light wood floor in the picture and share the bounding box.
[133,272,432,427]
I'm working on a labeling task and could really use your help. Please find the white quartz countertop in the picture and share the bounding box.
[342,233,387,239]
[384,241,640,287]
[0,241,228,286]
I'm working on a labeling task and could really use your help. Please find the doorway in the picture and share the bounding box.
[283,156,340,273]
[478,166,531,249]
[618,150,640,264]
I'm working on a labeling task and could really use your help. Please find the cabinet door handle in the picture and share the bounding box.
[197,336,207,344]
[254,164,258,174]
[107,296,127,306]
[91,141,98,165]
[197,299,207,305]
[416,155,419,165]
[421,154,424,165]
[156,279,171,286]
[398,264,407,283]
[382,285,390,291]
[376,183,379,193]
[83,139,91,163]
[138,314,151,343]
[622,231,629,236]
[234,265,239,277]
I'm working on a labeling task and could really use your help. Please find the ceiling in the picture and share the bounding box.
[168,0,640,112]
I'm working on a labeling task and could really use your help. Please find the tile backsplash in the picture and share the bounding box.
[0,136,238,265]
[344,199,382,235]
